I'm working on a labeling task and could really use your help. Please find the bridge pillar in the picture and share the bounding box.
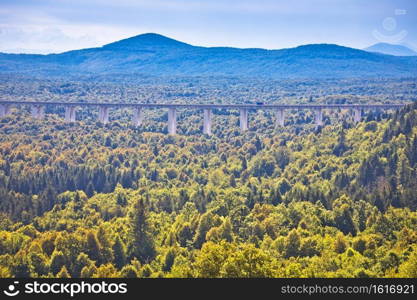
[0,104,11,118]
[275,109,285,127]
[132,107,143,127]
[353,108,361,123]
[64,106,76,122]
[31,105,45,119]
[314,108,323,126]
[168,107,177,135]
[239,108,248,131]
[203,109,212,135]
[98,106,109,124]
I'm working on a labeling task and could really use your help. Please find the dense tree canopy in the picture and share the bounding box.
[0,76,416,278]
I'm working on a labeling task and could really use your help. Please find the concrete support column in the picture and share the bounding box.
[0,104,11,118]
[353,108,361,123]
[31,105,45,119]
[168,107,177,135]
[203,108,212,135]
[30,105,37,118]
[98,106,109,124]
[275,109,285,127]
[239,108,248,131]
[64,106,76,122]
[132,107,143,127]
[314,108,323,126]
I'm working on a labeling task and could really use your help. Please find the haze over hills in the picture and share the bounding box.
[1,33,417,79]
[364,43,417,57]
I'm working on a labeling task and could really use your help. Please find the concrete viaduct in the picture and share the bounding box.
[0,101,406,135]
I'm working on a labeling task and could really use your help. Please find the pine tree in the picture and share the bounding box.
[116,192,127,206]
[334,232,347,254]
[270,187,282,206]
[220,218,233,242]
[57,265,71,278]
[241,156,247,170]
[254,136,262,151]
[50,250,66,275]
[97,226,114,264]
[74,253,94,278]
[86,231,101,263]
[177,223,193,247]
[120,265,138,278]
[113,235,126,269]
[85,181,94,197]
[129,197,155,263]
[334,203,357,235]
[285,229,301,258]
[229,174,236,187]
[332,130,349,157]
[162,248,176,272]
[80,265,97,278]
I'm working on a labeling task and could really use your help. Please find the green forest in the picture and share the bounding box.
[0,77,417,278]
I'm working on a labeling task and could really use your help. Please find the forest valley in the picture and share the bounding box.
[0,76,416,278]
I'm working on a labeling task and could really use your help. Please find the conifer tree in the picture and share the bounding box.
[50,250,66,275]
[86,231,101,263]
[129,197,155,263]
[57,265,71,278]
[113,235,126,269]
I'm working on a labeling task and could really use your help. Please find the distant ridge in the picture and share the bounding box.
[0,33,417,79]
[102,33,193,50]
[364,43,417,56]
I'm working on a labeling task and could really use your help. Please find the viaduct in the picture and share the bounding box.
[0,101,406,135]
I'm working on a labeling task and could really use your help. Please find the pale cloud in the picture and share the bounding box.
[0,24,142,53]
[0,2,142,53]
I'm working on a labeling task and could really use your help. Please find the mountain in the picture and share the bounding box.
[364,43,417,56]
[102,33,193,50]
[1,33,417,78]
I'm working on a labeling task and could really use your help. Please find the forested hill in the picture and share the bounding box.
[364,43,417,57]
[0,98,416,277]
[1,33,417,78]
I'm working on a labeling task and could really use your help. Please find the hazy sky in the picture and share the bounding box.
[1,0,416,54]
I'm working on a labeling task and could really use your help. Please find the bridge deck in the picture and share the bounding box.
[0,101,407,110]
